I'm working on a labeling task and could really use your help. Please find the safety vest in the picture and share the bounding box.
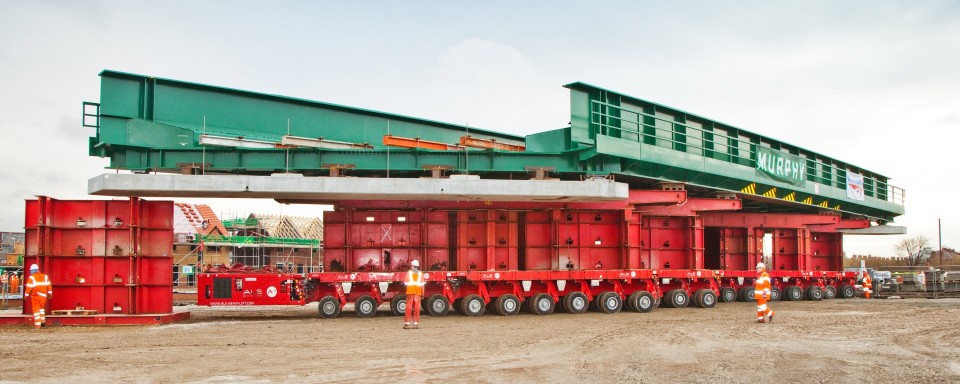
[26,272,52,299]
[754,271,771,299]
[404,269,425,295]
[864,276,872,290]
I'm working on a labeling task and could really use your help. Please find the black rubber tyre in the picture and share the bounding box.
[739,287,755,302]
[806,286,824,301]
[562,292,589,314]
[595,291,622,314]
[783,286,803,301]
[695,289,717,309]
[664,289,689,308]
[389,295,406,316]
[824,285,837,299]
[425,294,450,316]
[317,296,341,319]
[528,293,555,315]
[690,289,702,308]
[628,291,655,313]
[770,286,782,301]
[839,284,856,299]
[494,294,521,316]
[719,287,737,303]
[459,294,485,316]
[354,295,378,318]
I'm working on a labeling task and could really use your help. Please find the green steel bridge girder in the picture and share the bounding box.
[86,70,905,223]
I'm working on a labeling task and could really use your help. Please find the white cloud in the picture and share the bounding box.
[427,38,566,135]
[0,1,957,257]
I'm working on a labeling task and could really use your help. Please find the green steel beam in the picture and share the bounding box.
[86,70,905,222]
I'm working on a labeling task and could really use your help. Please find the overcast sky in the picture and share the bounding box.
[1,1,957,257]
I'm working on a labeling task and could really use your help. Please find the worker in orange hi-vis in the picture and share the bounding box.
[25,264,53,329]
[754,262,775,323]
[9,273,19,294]
[862,271,873,299]
[403,260,425,329]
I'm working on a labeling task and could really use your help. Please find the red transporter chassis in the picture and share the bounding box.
[306,268,720,318]
[197,267,857,319]
[716,270,857,303]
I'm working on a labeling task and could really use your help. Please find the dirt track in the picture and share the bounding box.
[1,298,959,383]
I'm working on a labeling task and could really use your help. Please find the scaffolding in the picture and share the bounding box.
[216,216,323,273]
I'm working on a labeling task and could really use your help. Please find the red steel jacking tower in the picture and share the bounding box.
[4,196,189,326]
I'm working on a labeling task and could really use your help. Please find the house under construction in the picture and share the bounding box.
[172,203,323,287]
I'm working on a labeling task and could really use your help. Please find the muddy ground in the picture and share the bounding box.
[1,297,958,383]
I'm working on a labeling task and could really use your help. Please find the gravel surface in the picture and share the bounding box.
[1,298,958,383]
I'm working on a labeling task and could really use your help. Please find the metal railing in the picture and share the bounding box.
[588,100,905,205]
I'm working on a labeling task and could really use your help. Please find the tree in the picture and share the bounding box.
[894,235,931,266]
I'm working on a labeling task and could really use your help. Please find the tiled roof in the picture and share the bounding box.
[174,203,227,236]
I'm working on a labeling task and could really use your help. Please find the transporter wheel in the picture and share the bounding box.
[317,296,341,319]
[627,291,655,313]
[528,293,555,316]
[595,291,622,314]
[824,285,837,299]
[625,292,639,312]
[719,287,737,303]
[783,286,803,301]
[839,285,856,299]
[806,286,824,301]
[738,287,755,302]
[355,295,378,318]
[695,289,717,309]
[426,294,450,316]
[494,294,521,316]
[770,286,782,301]
[664,289,689,308]
[460,294,486,316]
[562,292,589,314]
[389,295,406,316]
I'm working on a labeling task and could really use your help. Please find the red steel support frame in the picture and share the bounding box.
[197,191,867,317]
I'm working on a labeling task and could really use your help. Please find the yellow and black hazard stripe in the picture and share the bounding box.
[802,197,813,205]
[741,183,756,194]
[782,192,796,202]
[762,187,777,198]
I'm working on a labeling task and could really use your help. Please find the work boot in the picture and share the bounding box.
[413,322,419,329]
[403,323,410,329]
[767,313,774,323]
[757,319,766,324]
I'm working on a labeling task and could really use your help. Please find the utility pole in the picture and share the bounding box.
[936,218,942,298]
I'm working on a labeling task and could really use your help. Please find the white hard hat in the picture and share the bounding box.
[756,262,765,270]
[30,264,39,272]
[411,260,419,268]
